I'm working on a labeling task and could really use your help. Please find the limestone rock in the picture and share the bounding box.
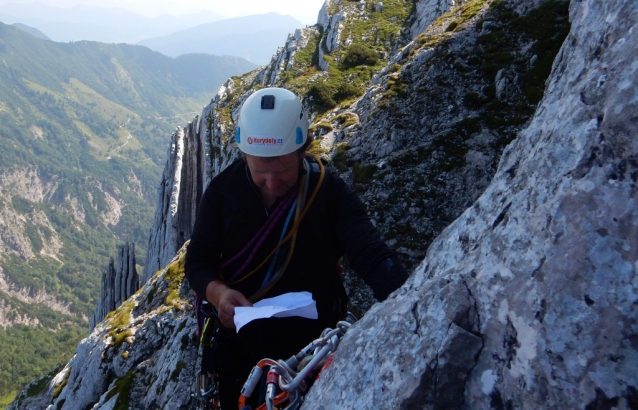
[303,0,638,407]
[333,0,557,268]
[11,0,637,408]
[142,117,207,283]
[410,0,469,39]
[256,27,318,85]
[90,242,139,331]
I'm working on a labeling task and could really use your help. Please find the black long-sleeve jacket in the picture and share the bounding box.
[185,156,408,324]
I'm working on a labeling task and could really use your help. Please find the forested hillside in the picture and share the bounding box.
[0,21,256,405]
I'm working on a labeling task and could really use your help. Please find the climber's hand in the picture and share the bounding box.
[206,280,252,329]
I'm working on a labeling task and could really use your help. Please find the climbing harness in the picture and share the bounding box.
[238,312,357,410]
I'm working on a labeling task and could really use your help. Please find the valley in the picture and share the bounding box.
[0,21,256,403]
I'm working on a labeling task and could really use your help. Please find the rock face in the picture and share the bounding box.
[303,0,638,408]
[90,243,140,331]
[142,118,207,283]
[300,0,571,272]
[410,0,464,38]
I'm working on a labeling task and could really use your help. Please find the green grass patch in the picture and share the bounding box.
[105,299,135,346]
[0,390,18,408]
[332,143,353,172]
[307,139,328,156]
[352,162,377,184]
[164,253,186,307]
[335,113,358,128]
[25,372,53,398]
[52,369,69,399]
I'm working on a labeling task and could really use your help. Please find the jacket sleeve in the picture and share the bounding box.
[331,176,409,301]
[185,186,224,298]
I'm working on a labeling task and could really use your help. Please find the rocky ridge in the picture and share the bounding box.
[9,0,636,408]
[90,243,140,331]
[186,0,571,274]
[303,0,638,407]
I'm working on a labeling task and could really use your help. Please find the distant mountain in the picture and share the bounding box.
[11,22,49,40]
[137,13,304,64]
[0,2,227,43]
[0,21,256,400]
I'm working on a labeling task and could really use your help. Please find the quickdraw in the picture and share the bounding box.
[238,313,357,410]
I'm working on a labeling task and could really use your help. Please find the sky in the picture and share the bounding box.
[0,0,327,25]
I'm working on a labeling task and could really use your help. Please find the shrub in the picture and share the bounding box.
[308,84,337,108]
[352,162,377,184]
[463,92,485,109]
[334,83,361,102]
[342,44,379,68]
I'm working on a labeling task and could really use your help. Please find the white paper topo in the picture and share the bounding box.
[233,291,318,332]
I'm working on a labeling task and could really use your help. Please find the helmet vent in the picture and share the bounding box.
[261,95,275,109]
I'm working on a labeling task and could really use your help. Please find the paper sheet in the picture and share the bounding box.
[234,291,318,332]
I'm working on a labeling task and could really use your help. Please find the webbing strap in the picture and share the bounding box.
[225,189,296,282]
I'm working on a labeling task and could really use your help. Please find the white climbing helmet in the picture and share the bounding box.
[235,87,308,157]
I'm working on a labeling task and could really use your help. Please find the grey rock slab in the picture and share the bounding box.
[142,116,206,283]
[303,0,638,408]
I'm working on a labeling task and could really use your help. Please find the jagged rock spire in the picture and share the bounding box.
[142,116,207,283]
[89,242,139,330]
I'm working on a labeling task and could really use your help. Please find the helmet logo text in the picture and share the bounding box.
[246,137,283,146]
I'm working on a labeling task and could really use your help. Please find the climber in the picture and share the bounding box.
[185,87,409,410]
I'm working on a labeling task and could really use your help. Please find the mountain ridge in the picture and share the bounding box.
[0,2,227,43]
[10,23,49,40]
[137,13,304,64]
